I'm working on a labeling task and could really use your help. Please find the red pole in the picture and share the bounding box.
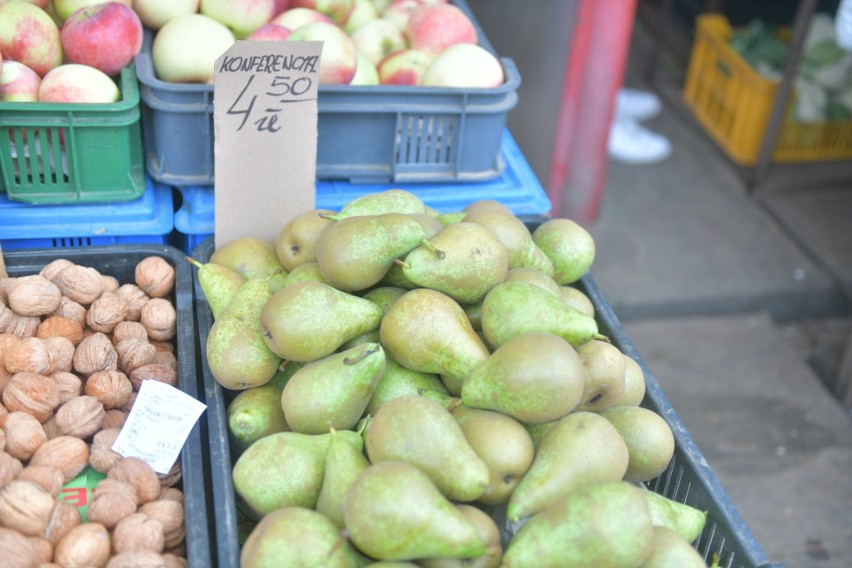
[546,0,638,222]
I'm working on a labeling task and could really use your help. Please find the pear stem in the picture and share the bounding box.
[594,333,610,343]
[278,360,291,372]
[419,238,446,259]
[185,257,203,269]
[343,343,381,365]
[318,213,342,221]
[393,258,410,269]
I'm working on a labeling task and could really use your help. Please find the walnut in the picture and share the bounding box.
[54,522,111,568]
[0,451,23,489]
[89,429,123,474]
[72,332,117,376]
[139,300,176,342]
[36,316,84,346]
[129,364,177,391]
[108,457,161,505]
[52,265,104,306]
[1,411,47,460]
[29,436,89,483]
[6,275,62,317]
[102,275,120,295]
[0,526,40,568]
[41,416,61,440]
[164,542,186,558]
[111,321,148,345]
[121,391,137,413]
[102,409,128,430]
[0,480,55,536]
[138,499,183,549]
[107,550,167,568]
[3,337,54,375]
[16,465,64,498]
[0,428,4,453]
[156,459,181,488]
[115,338,156,375]
[50,371,83,405]
[162,553,188,568]
[150,341,173,354]
[111,513,165,554]
[27,535,52,565]
[43,499,81,547]
[116,285,149,323]
[52,297,87,328]
[0,367,9,399]
[0,305,13,334]
[2,372,61,422]
[84,370,132,410]
[158,487,182,503]
[4,313,40,338]
[54,396,105,439]
[153,350,177,371]
[44,336,75,373]
[86,293,128,334]
[39,259,75,283]
[87,479,138,529]
[135,257,175,300]
[0,402,7,420]
[0,332,20,357]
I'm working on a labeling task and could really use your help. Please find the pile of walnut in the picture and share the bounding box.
[0,256,189,568]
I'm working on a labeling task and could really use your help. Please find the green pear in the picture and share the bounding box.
[240,506,361,568]
[436,211,467,226]
[481,281,603,349]
[186,257,245,320]
[401,222,509,304]
[228,384,289,454]
[210,236,289,290]
[330,188,428,219]
[463,199,513,215]
[367,564,420,567]
[461,299,483,331]
[599,406,674,483]
[576,339,626,411]
[366,395,490,502]
[344,462,486,561]
[207,278,282,390]
[340,329,381,350]
[451,406,534,506]
[274,208,336,271]
[410,213,445,238]
[316,429,371,528]
[523,420,557,450]
[281,262,329,286]
[639,526,707,567]
[363,286,408,314]
[502,481,654,568]
[559,285,595,317]
[418,504,503,568]
[613,355,647,406]
[267,360,305,390]
[380,260,419,289]
[260,281,384,362]
[232,429,363,518]
[642,490,707,543]
[315,213,428,292]
[461,332,584,424]
[531,218,596,285]
[281,343,386,434]
[502,267,560,296]
[507,411,629,522]
[462,210,551,274]
[380,289,489,387]
[364,357,450,417]
[525,243,556,276]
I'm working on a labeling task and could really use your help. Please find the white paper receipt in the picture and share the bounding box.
[112,380,207,474]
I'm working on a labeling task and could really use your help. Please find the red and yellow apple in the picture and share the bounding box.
[152,13,236,84]
[350,17,407,65]
[350,51,378,85]
[342,0,377,34]
[61,2,143,77]
[131,0,200,30]
[287,21,357,84]
[246,22,292,41]
[271,6,332,30]
[200,0,276,39]
[39,63,120,103]
[421,43,503,88]
[0,1,63,77]
[53,0,132,23]
[289,0,352,25]
[376,48,431,85]
[382,0,421,30]
[0,60,42,102]
[406,3,476,57]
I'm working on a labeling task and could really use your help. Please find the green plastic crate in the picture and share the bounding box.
[0,64,145,204]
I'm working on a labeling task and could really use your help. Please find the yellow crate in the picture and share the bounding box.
[683,14,852,165]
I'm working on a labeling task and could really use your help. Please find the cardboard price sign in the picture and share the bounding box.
[213,40,323,248]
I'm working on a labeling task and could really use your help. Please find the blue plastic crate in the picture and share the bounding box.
[0,176,174,250]
[172,130,552,253]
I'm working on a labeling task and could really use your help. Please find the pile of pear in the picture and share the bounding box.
[190,190,711,568]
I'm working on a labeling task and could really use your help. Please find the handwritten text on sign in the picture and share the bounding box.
[213,40,322,247]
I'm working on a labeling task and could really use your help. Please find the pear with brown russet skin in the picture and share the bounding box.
[462,210,553,276]
[576,339,626,411]
[599,406,675,483]
[558,285,595,317]
[274,208,336,271]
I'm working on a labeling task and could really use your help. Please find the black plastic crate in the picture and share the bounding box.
[4,244,212,568]
[191,236,779,568]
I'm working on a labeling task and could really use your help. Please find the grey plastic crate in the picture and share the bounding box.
[134,0,520,187]
[191,234,782,568]
[5,244,213,568]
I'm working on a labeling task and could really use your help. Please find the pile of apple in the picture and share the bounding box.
[0,1,144,104]
[149,0,505,88]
